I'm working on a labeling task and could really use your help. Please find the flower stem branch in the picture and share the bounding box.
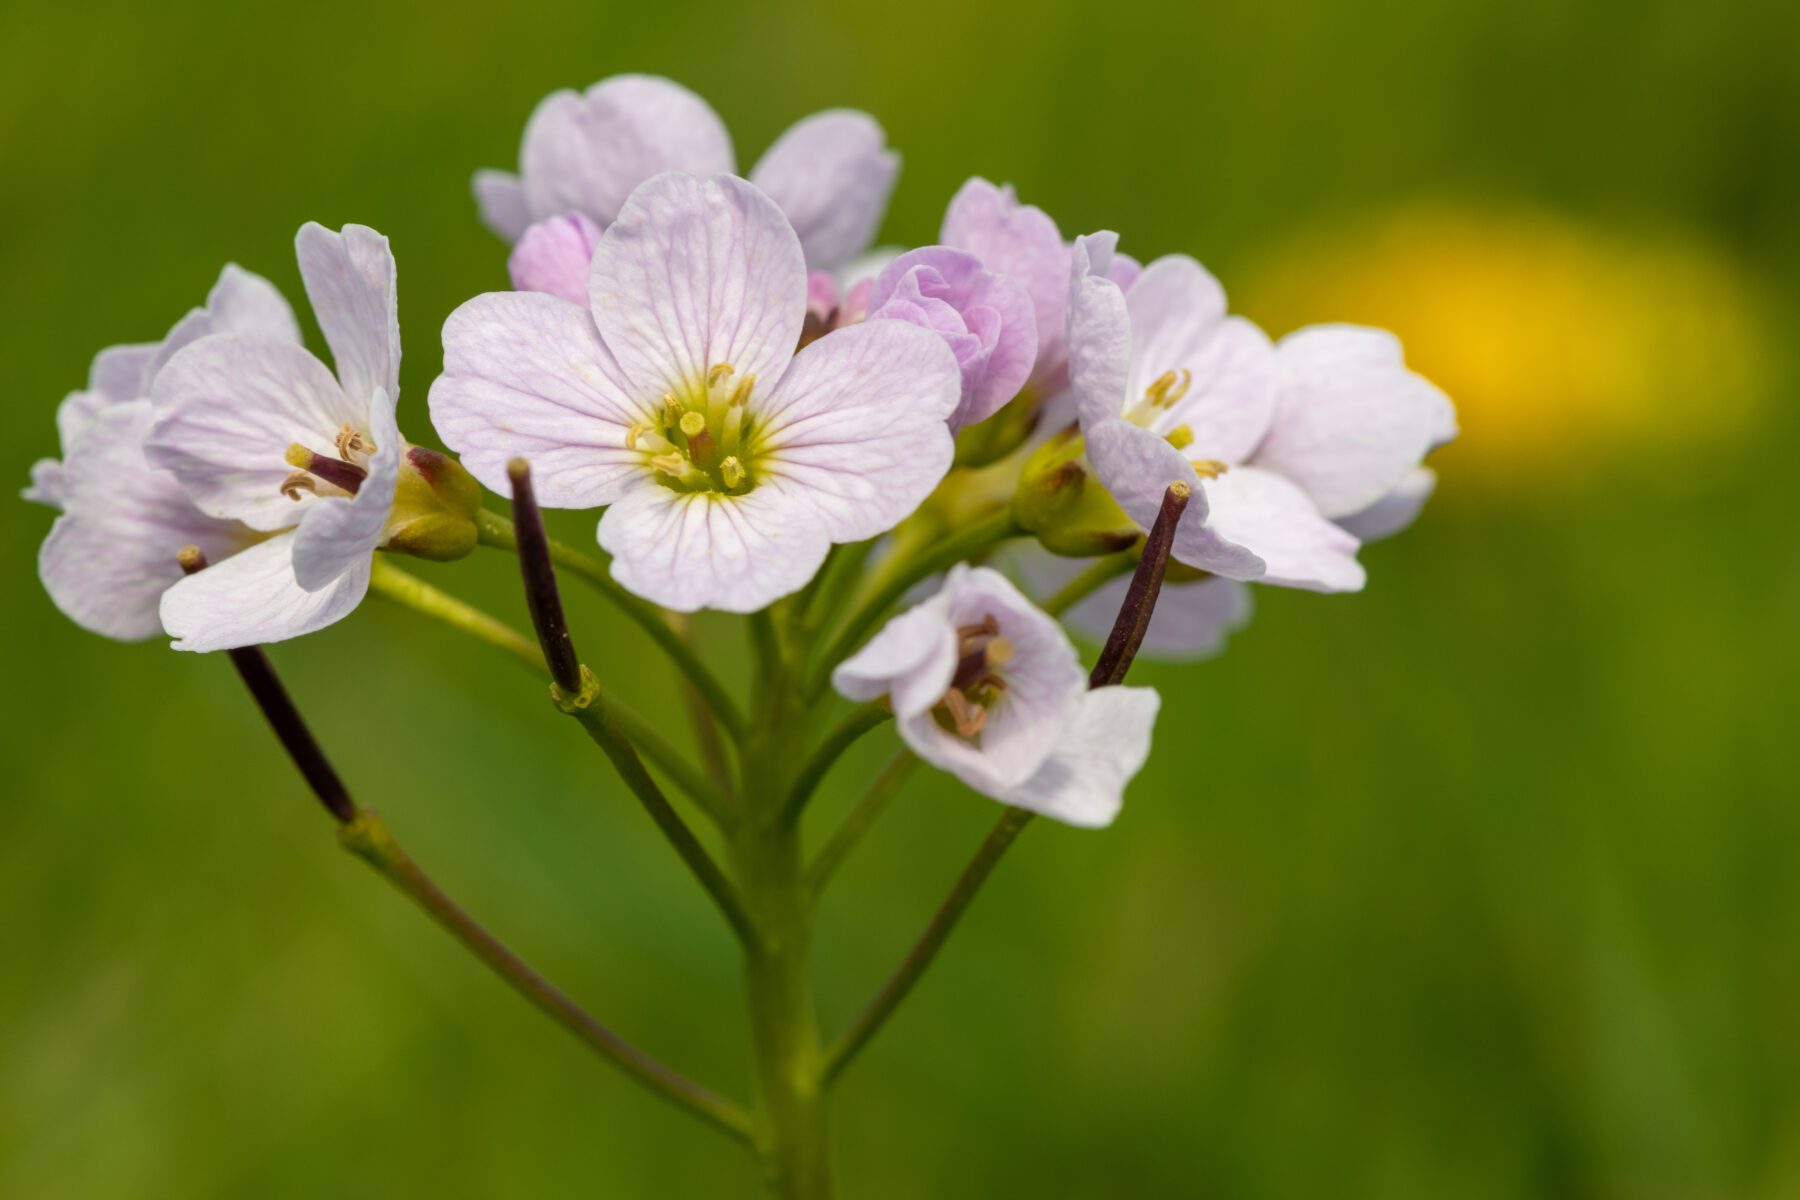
[806,752,917,899]
[475,509,744,739]
[807,507,1022,701]
[367,558,726,821]
[822,805,1034,1084]
[507,460,580,691]
[820,483,1191,1085]
[780,702,892,826]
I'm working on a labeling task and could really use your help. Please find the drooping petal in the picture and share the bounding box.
[1200,464,1365,592]
[430,291,649,508]
[508,212,604,305]
[831,591,958,717]
[752,319,960,544]
[1083,418,1264,579]
[519,76,735,228]
[37,402,251,641]
[590,172,807,404]
[596,483,829,613]
[940,178,1071,385]
[1336,466,1437,542]
[1067,238,1134,432]
[749,110,899,271]
[159,532,370,652]
[296,223,400,407]
[1255,325,1456,518]
[473,169,532,242]
[292,388,401,591]
[997,686,1160,828]
[1124,256,1277,464]
[867,246,1038,431]
[147,335,364,531]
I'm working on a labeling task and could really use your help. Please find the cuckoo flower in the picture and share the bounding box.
[941,178,1137,395]
[865,247,1038,432]
[478,73,899,295]
[146,224,428,652]
[1070,235,1367,592]
[432,171,961,613]
[834,565,1159,827]
[24,266,300,509]
[1008,544,1256,662]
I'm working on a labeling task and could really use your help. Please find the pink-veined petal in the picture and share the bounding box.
[1255,325,1455,518]
[147,335,363,531]
[430,291,649,507]
[590,172,807,403]
[753,319,959,544]
[296,223,400,407]
[519,76,735,227]
[159,532,370,652]
[1201,464,1365,592]
[1124,256,1276,463]
[1068,238,1134,432]
[940,178,1070,387]
[749,110,899,271]
[596,483,830,613]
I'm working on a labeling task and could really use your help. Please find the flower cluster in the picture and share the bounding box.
[28,72,1453,829]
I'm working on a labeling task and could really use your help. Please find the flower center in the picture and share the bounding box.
[629,363,759,496]
[281,422,373,501]
[1123,368,1229,476]
[934,613,1014,739]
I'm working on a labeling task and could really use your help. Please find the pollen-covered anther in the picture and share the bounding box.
[335,422,374,462]
[941,688,989,737]
[1189,459,1230,480]
[707,362,735,386]
[719,456,745,489]
[728,372,757,407]
[1145,367,1193,409]
[281,471,318,501]
[1166,423,1195,450]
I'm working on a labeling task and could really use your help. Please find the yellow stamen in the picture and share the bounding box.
[984,636,1014,667]
[280,470,317,501]
[1166,424,1194,450]
[707,362,735,386]
[1189,459,1230,480]
[729,372,757,407]
[719,456,745,489]
[679,410,707,439]
[1145,367,1192,408]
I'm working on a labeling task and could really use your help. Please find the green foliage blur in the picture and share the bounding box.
[3,0,1797,1195]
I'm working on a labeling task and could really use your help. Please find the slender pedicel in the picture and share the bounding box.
[506,459,581,693]
[179,545,354,824]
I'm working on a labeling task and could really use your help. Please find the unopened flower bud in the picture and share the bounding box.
[508,212,604,305]
[1012,428,1142,557]
[384,446,483,562]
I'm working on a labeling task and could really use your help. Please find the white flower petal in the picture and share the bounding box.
[431,291,648,507]
[519,76,735,227]
[1083,418,1266,579]
[292,388,401,591]
[1201,464,1365,592]
[90,343,159,401]
[1067,242,1133,432]
[831,591,957,716]
[1125,256,1276,463]
[159,532,370,652]
[589,172,806,403]
[296,223,401,406]
[474,169,532,242]
[940,178,1070,386]
[54,389,113,454]
[997,686,1160,828]
[1255,325,1454,518]
[596,484,829,613]
[23,458,65,507]
[754,319,959,544]
[1336,466,1437,542]
[37,402,250,641]
[147,264,304,382]
[147,335,364,531]
[749,110,899,271]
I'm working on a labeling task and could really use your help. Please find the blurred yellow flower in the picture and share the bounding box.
[1240,204,1770,494]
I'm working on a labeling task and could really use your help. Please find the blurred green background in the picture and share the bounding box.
[4,0,1798,1195]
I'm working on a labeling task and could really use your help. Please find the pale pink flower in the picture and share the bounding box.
[833,565,1160,827]
[432,172,961,613]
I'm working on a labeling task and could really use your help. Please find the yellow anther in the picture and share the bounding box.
[648,452,685,475]
[1189,459,1230,480]
[660,394,683,426]
[720,456,745,489]
[984,636,1014,667]
[679,410,707,439]
[1145,367,1192,408]
[625,419,653,449]
[707,362,735,386]
[1166,424,1194,450]
[729,372,757,407]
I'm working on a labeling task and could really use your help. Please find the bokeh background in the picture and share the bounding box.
[4,0,1797,1195]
